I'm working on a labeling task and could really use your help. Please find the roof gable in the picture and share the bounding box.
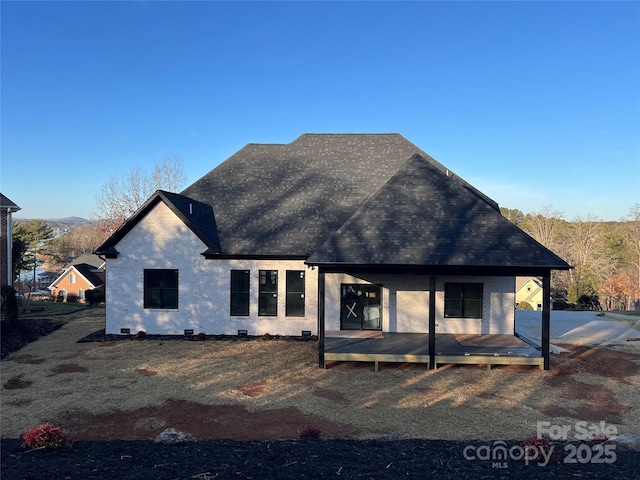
[94,190,221,257]
[307,154,571,269]
[50,263,104,289]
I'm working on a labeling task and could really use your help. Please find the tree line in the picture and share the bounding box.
[502,205,640,310]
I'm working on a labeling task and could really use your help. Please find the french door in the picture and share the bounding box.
[340,284,382,330]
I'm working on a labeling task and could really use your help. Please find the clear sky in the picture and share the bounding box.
[2,1,639,222]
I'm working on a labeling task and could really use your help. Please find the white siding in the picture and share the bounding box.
[105,202,317,336]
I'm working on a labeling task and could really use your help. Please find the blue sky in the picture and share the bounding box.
[2,1,639,221]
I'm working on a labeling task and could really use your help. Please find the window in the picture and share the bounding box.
[230,270,250,316]
[259,270,278,316]
[286,270,305,317]
[78,289,85,300]
[144,269,178,309]
[444,283,483,318]
[69,273,77,284]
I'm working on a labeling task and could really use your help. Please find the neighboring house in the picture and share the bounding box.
[1,193,21,287]
[49,254,105,303]
[95,134,571,369]
[38,271,59,289]
[516,277,545,310]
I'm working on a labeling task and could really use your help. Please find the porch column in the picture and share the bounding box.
[428,274,436,369]
[317,268,325,368]
[542,272,551,370]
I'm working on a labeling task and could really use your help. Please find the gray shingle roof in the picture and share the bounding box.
[181,133,498,257]
[73,263,105,288]
[307,154,570,268]
[0,193,20,211]
[97,133,571,270]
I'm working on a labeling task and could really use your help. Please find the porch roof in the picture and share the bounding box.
[306,154,571,270]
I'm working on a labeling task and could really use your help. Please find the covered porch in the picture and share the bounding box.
[324,331,543,371]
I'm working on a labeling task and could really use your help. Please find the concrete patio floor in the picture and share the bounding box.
[515,310,640,349]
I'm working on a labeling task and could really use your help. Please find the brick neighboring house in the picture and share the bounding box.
[49,254,105,303]
[95,134,571,369]
[1,193,21,287]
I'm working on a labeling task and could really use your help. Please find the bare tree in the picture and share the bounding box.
[45,222,109,271]
[521,205,566,252]
[621,204,640,309]
[562,215,616,304]
[95,154,188,234]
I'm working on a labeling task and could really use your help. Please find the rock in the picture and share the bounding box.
[154,428,198,445]
[376,432,403,442]
[604,434,640,452]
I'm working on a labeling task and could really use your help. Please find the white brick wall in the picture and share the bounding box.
[105,202,515,337]
[105,202,317,336]
[324,272,515,334]
[435,275,515,334]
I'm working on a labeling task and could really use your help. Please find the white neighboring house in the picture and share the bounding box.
[95,134,571,368]
[516,277,546,310]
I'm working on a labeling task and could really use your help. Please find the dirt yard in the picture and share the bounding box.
[1,309,639,442]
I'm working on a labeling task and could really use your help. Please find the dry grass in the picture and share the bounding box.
[2,310,639,441]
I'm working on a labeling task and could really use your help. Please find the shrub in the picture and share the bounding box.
[262,333,272,340]
[198,332,207,340]
[136,330,147,340]
[1,285,19,322]
[66,294,80,303]
[520,432,559,464]
[299,426,321,441]
[516,301,533,310]
[21,423,70,450]
[85,289,104,306]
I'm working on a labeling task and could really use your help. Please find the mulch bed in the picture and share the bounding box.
[0,319,64,359]
[77,329,318,343]
[2,438,639,480]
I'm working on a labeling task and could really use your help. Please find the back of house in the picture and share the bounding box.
[95,134,570,368]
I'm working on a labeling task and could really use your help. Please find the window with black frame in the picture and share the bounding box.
[286,270,305,317]
[259,270,278,316]
[144,269,178,309]
[230,270,250,316]
[444,282,483,318]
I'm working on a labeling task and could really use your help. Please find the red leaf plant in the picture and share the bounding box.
[21,423,71,450]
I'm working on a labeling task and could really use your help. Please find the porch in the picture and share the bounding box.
[324,331,543,371]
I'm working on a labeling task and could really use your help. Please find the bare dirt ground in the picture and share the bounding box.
[2,309,639,442]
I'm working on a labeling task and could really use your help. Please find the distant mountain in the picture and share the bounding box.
[14,217,97,236]
[53,216,89,222]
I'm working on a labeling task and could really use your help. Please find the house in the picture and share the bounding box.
[1,193,21,287]
[49,254,105,303]
[516,277,545,310]
[38,271,59,289]
[95,134,571,370]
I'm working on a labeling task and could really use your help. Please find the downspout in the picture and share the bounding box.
[317,268,325,368]
[428,274,436,369]
[7,208,13,286]
[542,272,551,370]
